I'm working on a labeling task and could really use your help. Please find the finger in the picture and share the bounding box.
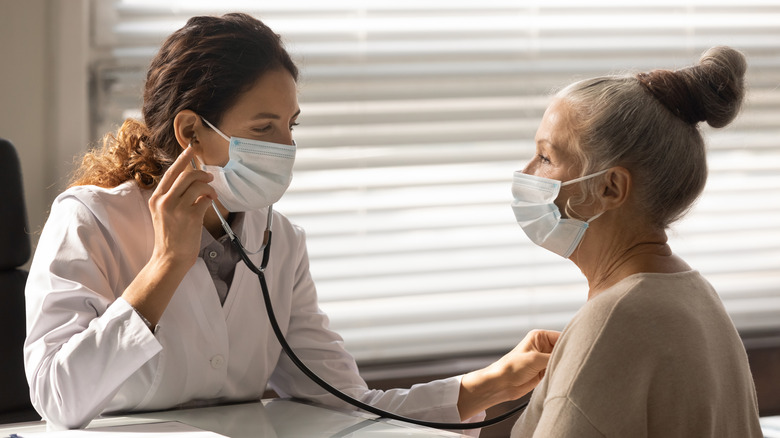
[168,177,216,216]
[541,330,562,349]
[526,351,551,371]
[157,145,196,195]
[187,180,218,208]
[528,329,561,353]
[507,349,551,375]
[191,191,217,218]
[165,166,214,205]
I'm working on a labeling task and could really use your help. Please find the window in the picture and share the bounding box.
[91,0,780,365]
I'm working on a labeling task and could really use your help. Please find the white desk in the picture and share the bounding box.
[0,399,470,437]
[763,415,780,438]
[4,403,778,437]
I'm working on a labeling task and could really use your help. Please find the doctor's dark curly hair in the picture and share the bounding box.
[70,13,298,189]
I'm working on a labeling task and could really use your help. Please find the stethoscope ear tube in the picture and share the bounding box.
[230,211,528,431]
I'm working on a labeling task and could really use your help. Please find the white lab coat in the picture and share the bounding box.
[24,181,477,429]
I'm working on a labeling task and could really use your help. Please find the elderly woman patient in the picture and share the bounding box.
[509,46,762,437]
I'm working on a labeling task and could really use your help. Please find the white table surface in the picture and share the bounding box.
[762,415,780,438]
[3,402,778,437]
[0,399,470,438]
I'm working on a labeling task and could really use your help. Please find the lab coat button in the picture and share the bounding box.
[210,355,225,369]
[208,250,218,259]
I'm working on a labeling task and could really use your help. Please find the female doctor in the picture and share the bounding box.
[24,13,559,430]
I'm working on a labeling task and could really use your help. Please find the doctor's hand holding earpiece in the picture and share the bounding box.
[23,12,559,431]
[121,145,216,328]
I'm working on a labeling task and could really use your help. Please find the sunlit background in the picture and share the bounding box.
[4,0,780,365]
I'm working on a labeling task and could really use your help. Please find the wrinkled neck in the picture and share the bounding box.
[570,221,689,300]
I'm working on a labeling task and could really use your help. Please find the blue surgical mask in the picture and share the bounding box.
[200,118,296,212]
[511,170,607,258]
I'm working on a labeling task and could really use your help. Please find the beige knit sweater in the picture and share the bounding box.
[512,271,761,438]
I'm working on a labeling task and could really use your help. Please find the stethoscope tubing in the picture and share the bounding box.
[228,209,528,431]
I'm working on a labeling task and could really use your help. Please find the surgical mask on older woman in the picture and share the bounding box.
[511,170,607,258]
[200,117,296,212]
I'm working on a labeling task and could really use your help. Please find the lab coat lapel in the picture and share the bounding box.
[222,208,268,318]
[175,260,230,348]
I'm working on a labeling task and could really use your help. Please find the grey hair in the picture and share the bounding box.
[557,46,746,229]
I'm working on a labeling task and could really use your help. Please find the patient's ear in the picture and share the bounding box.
[601,167,631,211]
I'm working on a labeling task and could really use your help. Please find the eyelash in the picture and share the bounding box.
[538,154,552,164]
[252,122,299,134]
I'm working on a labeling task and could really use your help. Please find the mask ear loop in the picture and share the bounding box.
[586,210,605,223]
[201,117,231,142]
[560,168,610,221]
[560,168,609,187]
[188,142,271,256]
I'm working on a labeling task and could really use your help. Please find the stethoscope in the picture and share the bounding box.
[209,199,529,430]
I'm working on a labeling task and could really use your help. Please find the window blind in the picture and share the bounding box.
[91,0,780,364]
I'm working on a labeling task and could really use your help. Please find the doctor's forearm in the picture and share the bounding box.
[121,253,191,326]
[457,331,555,419]
[457,365,510,420]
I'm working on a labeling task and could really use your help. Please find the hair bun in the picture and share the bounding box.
[636,46,746,128]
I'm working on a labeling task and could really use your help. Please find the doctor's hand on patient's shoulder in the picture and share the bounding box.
[457,329,560,421]
[495,329,560,396]
[121,146,217,327]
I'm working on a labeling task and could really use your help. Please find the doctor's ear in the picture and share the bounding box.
[600,167,631,211]
[172,110,202,151]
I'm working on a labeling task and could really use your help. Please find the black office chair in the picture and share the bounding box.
[0,138,40,423]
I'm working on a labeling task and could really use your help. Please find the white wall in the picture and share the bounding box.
[0,0,88,262]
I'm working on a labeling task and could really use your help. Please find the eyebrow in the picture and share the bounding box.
[537,138,560,152]
[251,109,301,120]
